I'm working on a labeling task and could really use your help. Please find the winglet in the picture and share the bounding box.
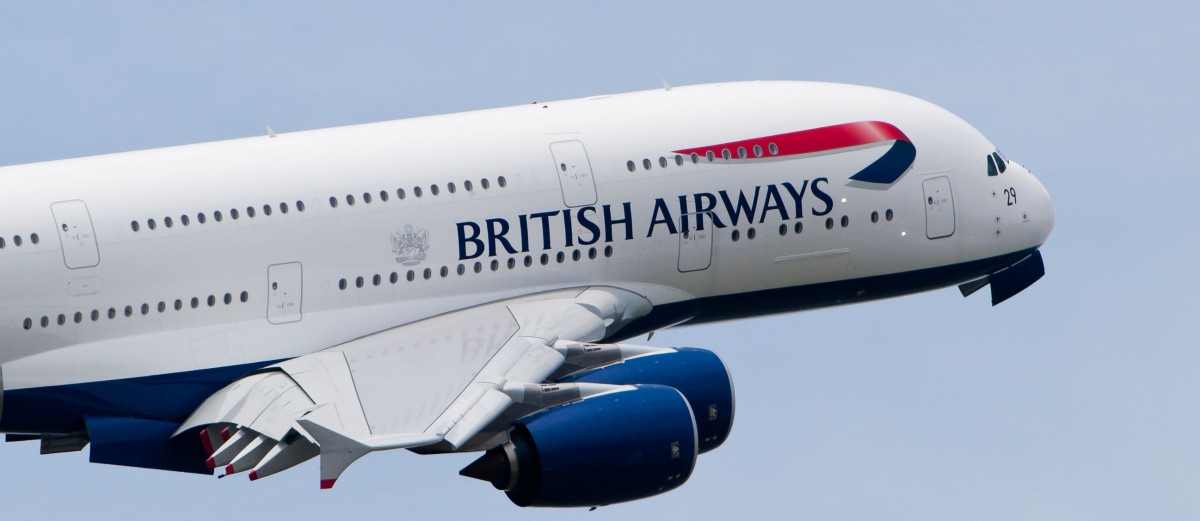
[295,418,440,489]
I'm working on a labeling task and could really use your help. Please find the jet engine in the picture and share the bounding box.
[558,347,735,452]
[460,346,735,507]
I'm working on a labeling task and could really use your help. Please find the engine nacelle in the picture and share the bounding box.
[558,347,735,453]
[460,385,698,508]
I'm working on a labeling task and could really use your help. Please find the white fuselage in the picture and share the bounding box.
[0,81,1053,433]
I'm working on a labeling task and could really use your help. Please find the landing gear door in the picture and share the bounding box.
[267,262,303,324]
[549,140,597,208]
[678,212,713,272]
[50,200,100,269]
[922,176,956,239]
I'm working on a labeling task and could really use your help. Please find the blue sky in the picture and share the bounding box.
[1,2,1198,519]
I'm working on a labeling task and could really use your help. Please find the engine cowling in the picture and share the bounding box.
[557,347,735,453]
[460,385,698,508]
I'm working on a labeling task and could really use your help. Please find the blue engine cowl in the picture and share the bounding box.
[558,347,735,453]
[460,385,698,508]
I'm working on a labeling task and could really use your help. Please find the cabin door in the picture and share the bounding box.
[549,140,597,207]
[922,176,956,239]
[267,262,303,324]
[50,200,100,269]
[677,212,713,272]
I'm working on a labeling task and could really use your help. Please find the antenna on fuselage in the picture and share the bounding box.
[662,79,671,91]
[266,125,277,138]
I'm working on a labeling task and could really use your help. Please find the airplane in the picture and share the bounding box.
[0,80,1053,508]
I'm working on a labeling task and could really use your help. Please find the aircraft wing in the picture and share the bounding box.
[176,286,652,487]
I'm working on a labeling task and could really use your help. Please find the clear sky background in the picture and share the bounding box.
[1,2,1197,520]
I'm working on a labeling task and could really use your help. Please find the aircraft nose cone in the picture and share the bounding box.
[1027,171,1055,247]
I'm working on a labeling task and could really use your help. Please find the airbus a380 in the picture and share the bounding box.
[0,81,1052,508]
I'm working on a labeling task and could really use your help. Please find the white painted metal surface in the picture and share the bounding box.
[0,81,1055,486]
[49,199,99,269]
[549,140,597,207]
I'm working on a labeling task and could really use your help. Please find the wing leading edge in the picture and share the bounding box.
[175,286,653,487]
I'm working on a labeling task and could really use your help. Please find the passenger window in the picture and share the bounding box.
[181,215,190,226]
[363,193,372,204]
[262,204,272,216]
[164,217,173,228]
[330,196,339,208]
[643,158,652,170]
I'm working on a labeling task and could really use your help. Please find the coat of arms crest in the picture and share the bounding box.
[391,225,429,266]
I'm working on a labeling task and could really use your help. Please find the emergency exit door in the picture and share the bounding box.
[922,176,956,239]
[50,200,100,269]
[678,212,713,272]
[550,140,597,207]
[267,262,303,324]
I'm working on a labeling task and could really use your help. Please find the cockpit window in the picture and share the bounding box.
[986,149,1008,177]
[992,152,1007,173]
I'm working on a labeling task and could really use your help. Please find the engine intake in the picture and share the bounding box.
[558,347,735,453]
[460,385,698,508]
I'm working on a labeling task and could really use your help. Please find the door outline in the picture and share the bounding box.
[677,211,714,272]
[922,176,956,239]
[50,200,101,269]
[267,262,303,324]
[549,140,598,207]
